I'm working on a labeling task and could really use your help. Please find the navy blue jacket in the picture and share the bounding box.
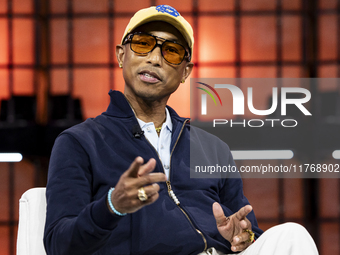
[44,90,263,255]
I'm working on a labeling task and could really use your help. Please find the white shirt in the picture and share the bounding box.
[137,108,172,179]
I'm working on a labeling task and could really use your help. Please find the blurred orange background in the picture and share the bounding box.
[0,0,339,254]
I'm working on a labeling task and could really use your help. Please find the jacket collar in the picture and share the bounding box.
[104,90,135,118]
[104,90,189,124]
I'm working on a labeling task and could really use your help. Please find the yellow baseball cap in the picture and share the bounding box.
[121,5,194,58]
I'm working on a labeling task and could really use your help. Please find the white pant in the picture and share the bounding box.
[201,222,319,255]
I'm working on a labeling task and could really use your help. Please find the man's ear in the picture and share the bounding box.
[181,62,194,82]
[116,44,125,67]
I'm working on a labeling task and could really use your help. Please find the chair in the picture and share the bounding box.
[0,96,36,122]
[17,188,47,255]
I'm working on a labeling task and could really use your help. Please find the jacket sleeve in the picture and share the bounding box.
[43,133,123,255]
[218,149,264,239]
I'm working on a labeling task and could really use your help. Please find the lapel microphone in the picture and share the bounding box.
[132,124,144,138]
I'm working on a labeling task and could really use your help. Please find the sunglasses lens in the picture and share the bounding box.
[129,33,187,64]
[162,42,186,65]
[130,34,156,54]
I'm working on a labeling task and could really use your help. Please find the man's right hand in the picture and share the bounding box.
[108,156,167,214]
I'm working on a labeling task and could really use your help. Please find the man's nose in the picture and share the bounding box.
[146,44,163,66]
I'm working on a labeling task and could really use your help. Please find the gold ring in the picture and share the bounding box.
[244,229,255,243]
[138,187,148,202]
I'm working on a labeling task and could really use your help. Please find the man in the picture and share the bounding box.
[44,5,318,255]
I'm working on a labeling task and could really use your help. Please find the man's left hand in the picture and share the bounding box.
[212,202,254,252]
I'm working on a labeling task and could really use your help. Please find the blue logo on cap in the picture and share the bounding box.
[156,5,180,17]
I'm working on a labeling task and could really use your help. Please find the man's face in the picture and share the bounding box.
[116,21,193,102]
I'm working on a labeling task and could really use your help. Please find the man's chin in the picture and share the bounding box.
[136,91,169,103]
[139,93,163,102]
[125,84,171,103]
